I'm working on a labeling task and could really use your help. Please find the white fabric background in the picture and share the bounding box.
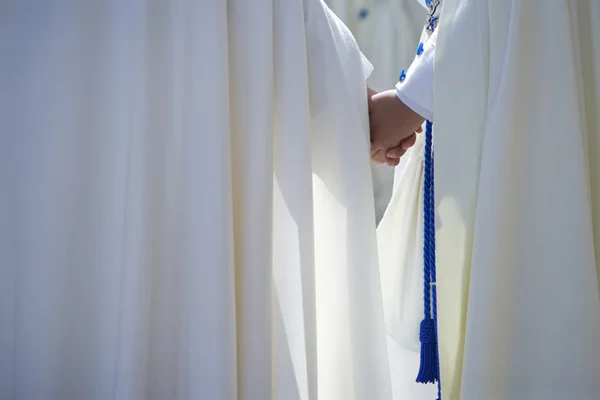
[0,1,394,399]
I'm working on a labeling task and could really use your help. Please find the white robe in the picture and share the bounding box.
[436,1,600,398]
[0,1,393,399]
[380,0,600,399]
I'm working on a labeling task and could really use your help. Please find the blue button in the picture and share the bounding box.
[358,8,368,19]
[416,42,424,56]
[399,69,407,82]
[429,17,439,30]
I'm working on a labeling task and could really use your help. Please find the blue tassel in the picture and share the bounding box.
[416,319,438,383]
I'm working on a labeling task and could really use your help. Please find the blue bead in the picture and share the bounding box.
[399,69,406,82]
[417,42,424,56]
[358,8,368,19]
[425,0,432,5]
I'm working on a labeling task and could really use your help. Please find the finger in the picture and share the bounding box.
[371,146,380,158]
[416,126,423,133]
[370,137,386,155]
[386,147,406,165]
[371,149,388,165]
[386,145,406,159]
[401,133,417,150]
[371,148,381,160]
[372,155,387,165]
[386,157,401,167]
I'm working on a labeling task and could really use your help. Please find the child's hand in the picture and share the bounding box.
[368,89,424,165]
[383,125,423,166]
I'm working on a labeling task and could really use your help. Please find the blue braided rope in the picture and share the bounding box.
[424,120,435,326]
[416,120,441,399]
[426,120,442,400]
[406,4,441,395]
[422,184,432,324]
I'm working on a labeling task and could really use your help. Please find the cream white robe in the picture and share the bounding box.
[436,1,600,398]
[380,0,600,399]
[0,1,393,399]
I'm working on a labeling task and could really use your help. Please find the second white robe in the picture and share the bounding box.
[436,1,600,398]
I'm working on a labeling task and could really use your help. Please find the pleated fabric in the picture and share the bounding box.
[0,1,392,399]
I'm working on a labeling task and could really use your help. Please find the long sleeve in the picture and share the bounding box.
[395,28,437,121]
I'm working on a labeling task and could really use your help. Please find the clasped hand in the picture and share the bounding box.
[368,88,425,166]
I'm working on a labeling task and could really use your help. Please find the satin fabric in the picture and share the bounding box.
[0,1,393,399]
[435,1,600,398]
[379,0,600,398]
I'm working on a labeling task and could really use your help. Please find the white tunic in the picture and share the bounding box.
[380,0,600,399]
[0,1,393,399]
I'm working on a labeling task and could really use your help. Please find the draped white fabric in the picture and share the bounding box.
[434,1,600,398]
[358,0,425,223]
[0,1,394,399]
[324,2,437,398]
[378,134,424,353]
[326,0,426,223]
[377,134,439,400]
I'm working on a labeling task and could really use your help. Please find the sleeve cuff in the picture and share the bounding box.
[361,51,374,80]
[396,86,433,121]
[395,29,436,121]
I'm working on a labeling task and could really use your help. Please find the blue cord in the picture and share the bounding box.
[415,120,441,400]
[402,3,441,396]
[416,121,440,394]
